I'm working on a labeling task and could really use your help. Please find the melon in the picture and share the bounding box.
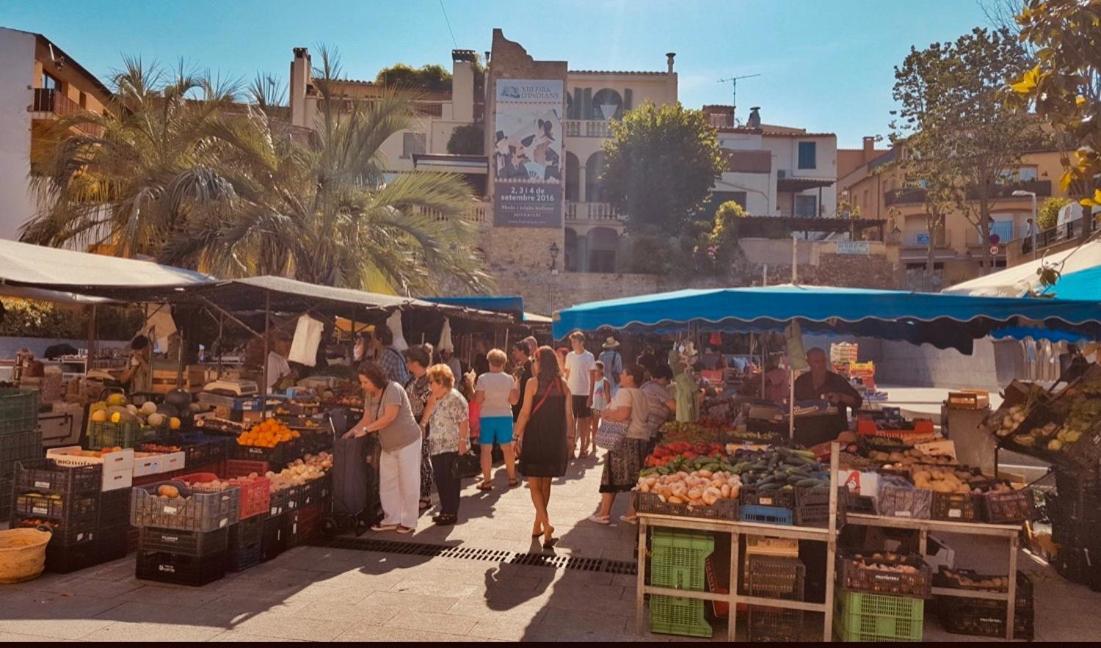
[106,393,127,407]
[147,413,165,428]
[90,409,108,423]
[140,401,158,416]
[169,417,182,430]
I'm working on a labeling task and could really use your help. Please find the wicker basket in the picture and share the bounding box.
[0,528,52,584]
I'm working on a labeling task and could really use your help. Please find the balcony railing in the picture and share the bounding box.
[566,201,623,222]
[563,120,613,138]
[415,201,488,224]
[885,180,1053,206]
[31,88,103,137]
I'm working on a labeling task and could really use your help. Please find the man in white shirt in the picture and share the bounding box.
[563,331,597,459]
[266,334,294,395]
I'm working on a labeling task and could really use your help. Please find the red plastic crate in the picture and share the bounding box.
[856,418,936,443]
[223,459,269,479]
[180,471,271,520]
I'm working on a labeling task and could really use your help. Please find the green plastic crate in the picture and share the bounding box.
[0,389,38,436]
[650,595,712,638]
[836,589,924,642]
[87,421,155,450]
[650,529,714,591]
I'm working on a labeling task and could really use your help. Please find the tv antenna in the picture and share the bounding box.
[718,74,761,122]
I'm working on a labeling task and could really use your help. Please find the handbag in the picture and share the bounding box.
[450,451,482,480]
[595,418,629,450]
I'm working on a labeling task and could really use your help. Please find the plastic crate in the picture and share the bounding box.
[747,605,802,642]
[230,514,265,550]
[99,488,132,530]
[136,549,227,586]
[836,590,924,642]
[11,511,98,546]
[634,492,738,521]
[739,504,793,526]
[181,471,270,521]
[649,529,714,591]
[649,595,712,638]
[744,555,805,600]
[223,459,269,479]
[301,475,331,508]
[268,487,292,517]
[139,526,230,556]
[130,481,240,532]
[97,524,129,563]
[877,481,933,519]
[45,540,103,574]
[794,486,847,527]
[856,418,936,443]
[0,427,43,471]
[14,459,101,496]
[0,389,38,435]
[931,491,979,522]
[935,574,1034,642]
[228,540,263,572]
[176,434,231,468]
[231,440,301,470]
[980,488,1036,524]
[741,485,796,510]
[14,491,99,521]
[282,484,306,513]
[839,553,932,598]
[87,420,155,450]
[933,569,1032,607]
[285,503,323,548]
[261,513,287,561]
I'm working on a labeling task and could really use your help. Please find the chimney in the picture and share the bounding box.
[451,49,476,123]
[862,136,876,162]
[747,106,761,129]
[666,52,676,74]
[289,47,312,128]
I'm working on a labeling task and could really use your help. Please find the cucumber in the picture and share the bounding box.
[795,478,823,488]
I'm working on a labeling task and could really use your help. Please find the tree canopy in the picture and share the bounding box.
[600,102,725,237]
[447,123,484,155]
[1012,0,1101,208]
[374,63,452,93]
[891,26,1039,273]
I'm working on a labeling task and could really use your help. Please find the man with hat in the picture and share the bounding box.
[598,336,623,397]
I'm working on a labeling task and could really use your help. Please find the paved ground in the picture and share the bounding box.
[2,438,1100,641]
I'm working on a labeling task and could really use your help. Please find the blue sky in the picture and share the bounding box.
[2,0,995,147]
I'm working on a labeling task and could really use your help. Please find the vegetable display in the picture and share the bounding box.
[237,420,299,448]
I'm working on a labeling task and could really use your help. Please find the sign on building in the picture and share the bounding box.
[835,241,870,256]
[492,79,564,228]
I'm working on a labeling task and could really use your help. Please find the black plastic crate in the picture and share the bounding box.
[97,524,130,562]
[136,550,227,586]
[261,513,287,561]
[743,555,806,600]
[14,459,101,496]
[13,491,99,521]
[285,503,323,548]
[231,440,302,471]
[99,488,132,530]
[0,427,42,472]
[11,512,98,547]
[228,540,263,572]
[45,540,103,574]
[282,484,306,513]
[0,388,38,436]
[138,526,230,557]
[229,515,265,550]
[267,487,292,517]
[180,434,231,468]
[747,605,803,642]
[130,481,240,532]
[301,476,331,508]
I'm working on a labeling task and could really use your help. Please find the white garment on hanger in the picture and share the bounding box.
[144,305,177,352]
[289,315,324,367]
[387,310,408,351]
[438,317,454,352]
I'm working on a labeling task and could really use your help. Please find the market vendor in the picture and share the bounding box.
[266,333,296,394]
[119,335,152,395]
[794,347,862,420]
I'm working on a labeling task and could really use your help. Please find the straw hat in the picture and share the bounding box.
[602,336,620,349]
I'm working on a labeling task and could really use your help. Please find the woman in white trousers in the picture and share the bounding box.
[345,361,424,533]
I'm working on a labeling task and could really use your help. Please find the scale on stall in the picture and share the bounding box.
[201,378,259,397]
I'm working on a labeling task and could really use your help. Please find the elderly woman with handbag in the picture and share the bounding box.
[589,365,650,525]
[419,363,469,526]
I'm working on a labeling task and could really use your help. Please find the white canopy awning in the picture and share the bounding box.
[942,240,1101,298]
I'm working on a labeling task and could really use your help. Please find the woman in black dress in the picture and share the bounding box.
[515,345,575,549]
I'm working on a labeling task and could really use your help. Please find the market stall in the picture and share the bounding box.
[553,284,1101,641]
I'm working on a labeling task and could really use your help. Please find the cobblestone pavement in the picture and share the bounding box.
[1,450,1099,641]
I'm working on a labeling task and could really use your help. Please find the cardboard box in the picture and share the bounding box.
[132,453,163,477]
[47,446,134,491]
[916,439,957,460]
[837,470,879,497]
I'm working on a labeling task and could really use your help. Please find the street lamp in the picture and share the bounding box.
[549,241,560,273]
[1012,189,1038,260]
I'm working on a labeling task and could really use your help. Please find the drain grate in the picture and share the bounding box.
[317,536,636,576]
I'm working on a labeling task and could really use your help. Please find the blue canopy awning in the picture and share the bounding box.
[552,285,1101,353]
[427,296,526,321]
[1040,266,1101,301]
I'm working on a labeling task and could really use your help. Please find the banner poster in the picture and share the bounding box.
[492,79,564,227]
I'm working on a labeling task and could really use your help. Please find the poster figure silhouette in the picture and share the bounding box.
[493,79,564,227]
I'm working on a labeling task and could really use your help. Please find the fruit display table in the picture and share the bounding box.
[634,444,841,641]
[844,513,1022,640]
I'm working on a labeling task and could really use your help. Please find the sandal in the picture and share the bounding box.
[507,478,520,488]
[619,514,639,525]
[477,481,494,492]
[396,525,415,534]
[418,498,432,512]
[587,514,611,525]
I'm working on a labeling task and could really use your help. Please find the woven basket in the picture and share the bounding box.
[0,528,52,584]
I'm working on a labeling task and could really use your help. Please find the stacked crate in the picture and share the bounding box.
[835,552,931,642]
[131,480,240,586]
[648,529,714,638]
[1049,466,1101,587]
[10,459,102,573]
[0,389,41,521]
[745,555,806,642]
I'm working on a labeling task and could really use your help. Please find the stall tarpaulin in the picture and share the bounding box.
[552,284,1101,353]
[943,239,1101,298]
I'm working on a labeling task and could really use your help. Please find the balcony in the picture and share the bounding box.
[415,201,489,224]
[566,201,623,223]
[885,180,1053,206]
[31,88,103,137]
[564,120,613,139]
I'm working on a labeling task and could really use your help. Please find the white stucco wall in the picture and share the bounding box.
[0,29,36,241]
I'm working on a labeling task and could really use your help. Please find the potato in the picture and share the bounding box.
[157,485,180,498]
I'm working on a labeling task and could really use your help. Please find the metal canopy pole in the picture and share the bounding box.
[262,290,270,402]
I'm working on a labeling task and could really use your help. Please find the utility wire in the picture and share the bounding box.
[439,0,458,48]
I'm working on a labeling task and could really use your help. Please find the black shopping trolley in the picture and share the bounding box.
[320,408,382,537]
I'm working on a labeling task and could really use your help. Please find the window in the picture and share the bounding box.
[78,91,87,109]
[402,132,426,158]
[41,72,60,91]
[797,141,817,169]
[794,194,817,218]
[998,166,1038,183]
[709,191,748,213]
[991,216,1014,243]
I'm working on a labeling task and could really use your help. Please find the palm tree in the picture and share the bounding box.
[24,58,240,257]
[27,49,489,295]
[168,48,489,294]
